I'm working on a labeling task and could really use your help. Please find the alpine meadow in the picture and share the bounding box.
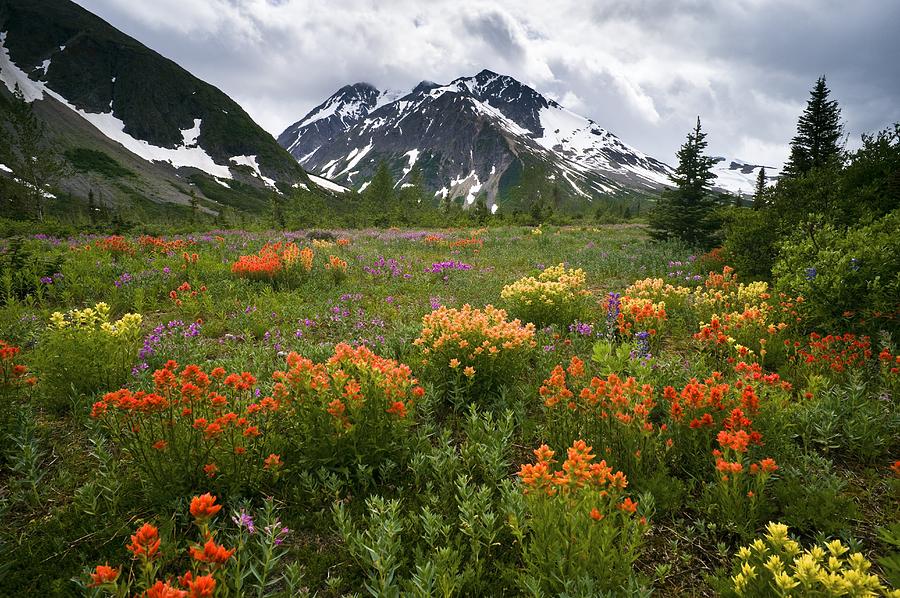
[1,0,899,596]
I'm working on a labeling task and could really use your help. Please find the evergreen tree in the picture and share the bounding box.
[649,117,719,247]
[472,195,490,223]
[189,189,200,224]
[270,191,286,229]
[88,189,97,225]
[363,160,394,209]
[364,160,395,224]
[529,192,548,224]
[2,86,68,221]
[782,77,844,177]
[753,167,767,209]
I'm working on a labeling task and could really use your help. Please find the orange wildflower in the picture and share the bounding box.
[88,564,119,587]
[189,493,222,520]
[127,523,160,559]
[190,538,235,564]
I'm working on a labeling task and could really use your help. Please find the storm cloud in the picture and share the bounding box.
[72,0,900,169]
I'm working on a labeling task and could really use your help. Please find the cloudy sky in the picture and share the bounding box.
[75,0,900,169]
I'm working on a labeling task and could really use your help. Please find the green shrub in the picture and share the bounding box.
[64,147,134,178]
[34,302,142,411]
[794,381,900,464]
[770,452,855,536]
[720,208,781,280]
[772,210,900,334]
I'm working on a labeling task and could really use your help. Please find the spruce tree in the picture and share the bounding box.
[189,189,200,224]
[782,77,844,177]
[472,195,490,223]
[269,191,285,229]
[88,189,97,225]
[3,86,68,221]
[649,117,718,247]
[753,167,766,209]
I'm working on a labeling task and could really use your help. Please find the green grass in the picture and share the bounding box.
[0,224,896,597]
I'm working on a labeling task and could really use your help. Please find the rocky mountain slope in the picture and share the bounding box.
[280,70,675,212]
[0,0,343,219]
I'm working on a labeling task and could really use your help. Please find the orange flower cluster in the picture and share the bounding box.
[664,361,788,430]
[336,237,351,247]
[91,361,280,486]
[423,234,445,246]
[231,242,313,280]
[704,265,737,292]
[790,332,899,376]
[139,235,195,254]
[273,342,422,430]
[540,357,657,430]
[128,522,161,560]
[93,235,135,254]
[617,297,665,336]
[169,281,207,307]
[519,440,629,497]
[182,252,199,268]
[448,236,483,250]
[325,255,348,274]
[712,411,777,488]
[88,564,119,588]
[414,304,536,387]
[91,493,230,598]
[0,340,36,389]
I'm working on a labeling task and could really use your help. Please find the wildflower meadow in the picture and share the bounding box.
[1,225,898,596]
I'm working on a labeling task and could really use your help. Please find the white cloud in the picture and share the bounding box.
[74,0,900,169]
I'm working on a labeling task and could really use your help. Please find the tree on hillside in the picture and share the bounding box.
[0,86,69,221]
[364,160,396,226]
[472,195,490,223]
[754,167,767,209]
[364,160,395,205]
[649,117,719,248]
[269,191,285,229]
[782,77,844,177]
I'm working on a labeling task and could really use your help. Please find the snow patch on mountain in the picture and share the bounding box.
[230,155,277,188]
[308,174,348,194]
[0,32,45,102]
[711,158,777,195]
[181,119,202,147]
[1,33,244,180]
[401,149,420,180]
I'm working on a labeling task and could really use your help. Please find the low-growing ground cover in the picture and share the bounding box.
[0,224,898,596]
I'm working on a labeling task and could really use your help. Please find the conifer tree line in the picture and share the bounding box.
[647,75,897,254]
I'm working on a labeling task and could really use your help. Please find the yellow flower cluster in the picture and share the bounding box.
[283,245,314,273]
[732,523,897,597]
[312,239,334,249]
[500,264,590,326]
[50,303,143,338]
[414,304,536,387]
[624,278,691,304]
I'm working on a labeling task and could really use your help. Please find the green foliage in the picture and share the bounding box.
[334,409,521,596]
[649,118,720,249]
[772,210,900,332]
[794,380,900,464]
[782,76,844,178]
[64,147,134,178]
[720,207,781,280]
[770,452,855,536]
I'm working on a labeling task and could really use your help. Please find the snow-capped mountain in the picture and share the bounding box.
[0,0,345,215]
[280,70,676,211]
[711,157,778,196]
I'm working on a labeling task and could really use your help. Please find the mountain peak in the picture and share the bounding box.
[412,80,439,94]
[279,69,677,208]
